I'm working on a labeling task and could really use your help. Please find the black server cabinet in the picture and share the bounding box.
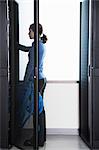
[0,1,9,148]
[8,0,19,146]
[0,0,38,149]
[80,0,99,149]
[92,0,99,148]
[0,0,19,148]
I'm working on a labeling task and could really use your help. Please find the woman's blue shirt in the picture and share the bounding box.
[24,40,46,81]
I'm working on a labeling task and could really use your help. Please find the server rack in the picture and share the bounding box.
[0,0,9,148]
[79,0,99,149]
[0,0,39,149]
[8,0,19,146]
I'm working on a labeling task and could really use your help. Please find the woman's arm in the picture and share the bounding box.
[17,43,31,52]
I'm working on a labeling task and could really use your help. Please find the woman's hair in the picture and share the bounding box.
[29,23,48,44]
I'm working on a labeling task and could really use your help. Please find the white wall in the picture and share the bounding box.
[44,82,79,133]
[40,1,80,133]
[40,0,80,81]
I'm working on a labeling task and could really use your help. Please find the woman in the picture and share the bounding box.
[18,23,47,146]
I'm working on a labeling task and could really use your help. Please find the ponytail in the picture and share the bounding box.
[41,34,48,44]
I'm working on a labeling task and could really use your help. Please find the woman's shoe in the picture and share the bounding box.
[24,137,33,146]
[24,138,44,147]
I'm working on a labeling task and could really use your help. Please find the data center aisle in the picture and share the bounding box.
[11,135,90,150]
